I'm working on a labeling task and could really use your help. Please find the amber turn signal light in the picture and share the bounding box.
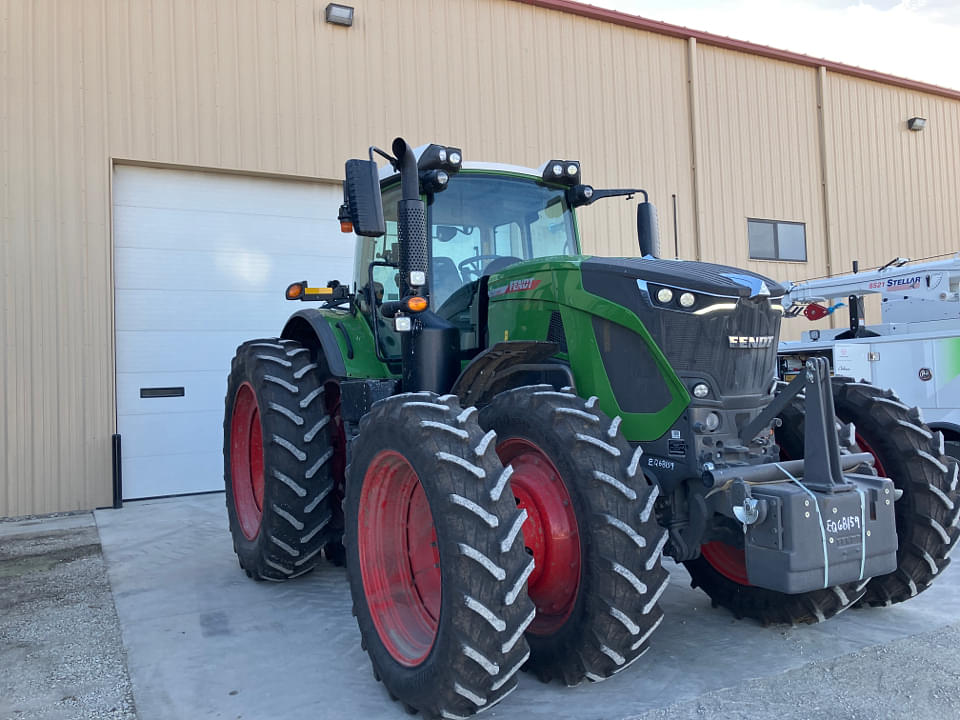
[285,282,305,300]
[340,220,353,233]
[407,296,428,312]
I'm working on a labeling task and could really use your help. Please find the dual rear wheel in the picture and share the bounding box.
[344,386,669,716]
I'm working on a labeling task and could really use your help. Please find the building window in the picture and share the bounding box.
[747,218,807,262]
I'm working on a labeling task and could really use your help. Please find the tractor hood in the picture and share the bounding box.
[581,257,787,300]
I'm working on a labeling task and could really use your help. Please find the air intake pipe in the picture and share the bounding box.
[392,138,428,297]
[391,137,460,394]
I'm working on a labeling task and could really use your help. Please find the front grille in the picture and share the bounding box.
[644,301,781,396]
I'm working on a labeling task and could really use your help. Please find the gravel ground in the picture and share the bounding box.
[631,621,960,720]
[0,519,137,720]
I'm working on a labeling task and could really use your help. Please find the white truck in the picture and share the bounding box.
[778,255,960,464]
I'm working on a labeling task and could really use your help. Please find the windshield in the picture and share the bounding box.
[353,172,580,360]
[428,173,578,305]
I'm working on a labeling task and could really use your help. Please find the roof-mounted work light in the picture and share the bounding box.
[415,144,463,173]
[539,159,580,186]
[415,144,462,193]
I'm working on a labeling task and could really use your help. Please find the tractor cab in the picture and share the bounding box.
[354,162,583,362]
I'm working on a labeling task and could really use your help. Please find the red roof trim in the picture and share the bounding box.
[511,0,960,101]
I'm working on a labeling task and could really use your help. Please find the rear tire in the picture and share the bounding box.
[345,393,535,719]
[479,386,668,685]
[684,388,867,624]
[830,378,960,607]
[223,339,339,580]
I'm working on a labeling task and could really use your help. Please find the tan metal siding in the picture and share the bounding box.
[825,73,960,275]
[693,45,829,285]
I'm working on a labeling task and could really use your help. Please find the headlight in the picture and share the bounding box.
[448,151,461,166]
[551,163,564,177]
[657,288,674,304]
[679,292,696,308]
[437,148,447,162]
[566,163,579,176]
[692,382,710,399]
[704,412,721,432]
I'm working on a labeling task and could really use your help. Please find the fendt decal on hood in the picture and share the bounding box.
[488,277,541,297]
[729,335,775,349]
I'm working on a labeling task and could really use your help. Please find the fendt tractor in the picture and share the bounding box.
[223,138,959,718]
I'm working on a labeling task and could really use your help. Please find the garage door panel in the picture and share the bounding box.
[114,246,352,293]
[115,166,349,499]
[122,452,224,500]
[113,204,352,257]
[120,411,222,459]
[113,166,334,219]
[116,331,277,374]
[117,370,227,416]
[115,289,314,332]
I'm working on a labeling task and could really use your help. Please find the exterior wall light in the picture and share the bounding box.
[907,116,927,131]
[325,3,354,26]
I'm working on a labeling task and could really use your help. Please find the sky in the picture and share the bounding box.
[592,0,960,91]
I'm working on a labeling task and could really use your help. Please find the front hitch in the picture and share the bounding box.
[739,357,847,492]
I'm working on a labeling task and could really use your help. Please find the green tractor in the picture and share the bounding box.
[223,138,959,718]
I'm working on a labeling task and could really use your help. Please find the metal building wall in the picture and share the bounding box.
[1,0,958,516]
[691,44,829,282]
[0,0,698,517]
[824,73,960,273]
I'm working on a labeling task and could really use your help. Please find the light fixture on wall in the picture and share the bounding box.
[906,116,927,131]
[325,3,354,27]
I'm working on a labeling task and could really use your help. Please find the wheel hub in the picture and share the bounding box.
[357,450,440,667]
[498,438,580,634]
[700,542,750,585]
[230,382,265,540]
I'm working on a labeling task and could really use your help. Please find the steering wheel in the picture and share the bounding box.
[457,255,502,282]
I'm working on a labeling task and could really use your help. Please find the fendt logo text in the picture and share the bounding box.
[728,335,774,349]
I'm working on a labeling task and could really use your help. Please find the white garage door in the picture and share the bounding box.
[113,166,352,499]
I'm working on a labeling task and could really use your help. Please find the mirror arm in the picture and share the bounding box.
[370,145,398,171]
[588,188,646,204]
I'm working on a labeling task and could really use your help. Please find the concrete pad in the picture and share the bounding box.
[95,494,960,720]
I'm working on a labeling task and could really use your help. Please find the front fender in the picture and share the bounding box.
[280,308,392,379]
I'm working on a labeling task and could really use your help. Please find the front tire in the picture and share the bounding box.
[224,339,339,580]
[831,378,960,606]
[479,386,668,685]
[345,393,535,719]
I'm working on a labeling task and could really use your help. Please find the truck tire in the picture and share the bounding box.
[684,389,867,625]
[830,378,960,606]
[224,339,339,580]
[478,386,669,686]
[344,392,535,719]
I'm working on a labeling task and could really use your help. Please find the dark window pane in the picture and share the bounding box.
[748,220,776,259]
[777,223,807,261]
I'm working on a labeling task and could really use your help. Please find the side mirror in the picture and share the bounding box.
[637,202,660,258]
[343,159,385,237]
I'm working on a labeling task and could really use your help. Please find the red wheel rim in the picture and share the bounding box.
[230,382,265,540]
[855,432,887,477]
[358,450,440,666]
[498,438,580,635]
[701,542,750,585]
